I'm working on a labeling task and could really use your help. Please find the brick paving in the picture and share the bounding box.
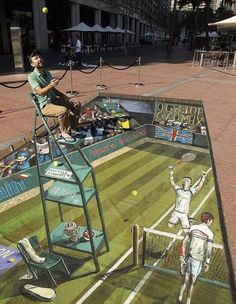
[0,45,236,294]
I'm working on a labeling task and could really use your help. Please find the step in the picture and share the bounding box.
[50,223,105,254]
[45,181,96,207]
[42,163,91,183]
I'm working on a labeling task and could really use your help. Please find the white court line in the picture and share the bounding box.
[123,185,215,304]
[76,168,212,304]
[76,204,175,304]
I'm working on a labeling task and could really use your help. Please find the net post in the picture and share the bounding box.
[132,224,140,266]
[142,230,147,266]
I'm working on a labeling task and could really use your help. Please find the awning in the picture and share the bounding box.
[104,26,118,33]
[91,24,107,33]
[114,27,125,33]
[209,16,236,30]
[62,22,93,32]
[127,29,136,34]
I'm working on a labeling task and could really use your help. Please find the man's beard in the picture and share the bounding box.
[37,61,44,68]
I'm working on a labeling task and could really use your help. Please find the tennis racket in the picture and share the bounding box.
[169,153,196,170]
[180,260,187,276]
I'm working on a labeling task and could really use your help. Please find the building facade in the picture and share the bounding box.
[211,0,222,11]
[0,0,171,54]
[221,0,236,12]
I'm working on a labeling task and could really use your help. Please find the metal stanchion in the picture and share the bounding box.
[66,60,79,97]
[96,57,107,89]
[133,57,144,87]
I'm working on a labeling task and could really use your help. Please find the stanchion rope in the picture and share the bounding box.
[58,65,69,80]
[104,59,138,70]
[0,80,28,89]
[0,65,69,89]
[74,63,100,74]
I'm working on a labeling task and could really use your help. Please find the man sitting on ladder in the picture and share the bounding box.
[28,49,81,142]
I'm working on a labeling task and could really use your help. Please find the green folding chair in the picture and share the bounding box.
[17,235,70,286]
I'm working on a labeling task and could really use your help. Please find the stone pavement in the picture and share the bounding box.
[0,45,236,295]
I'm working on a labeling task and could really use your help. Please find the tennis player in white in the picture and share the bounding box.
[168,166,208,233]
[178,212,214,304]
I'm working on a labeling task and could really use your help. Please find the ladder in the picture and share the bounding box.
[30,93,109,272]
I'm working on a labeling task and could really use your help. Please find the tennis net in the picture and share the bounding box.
[141,228,229,289]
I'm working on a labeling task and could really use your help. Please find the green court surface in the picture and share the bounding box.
[0,139,231,304]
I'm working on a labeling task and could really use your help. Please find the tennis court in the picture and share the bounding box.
[0,138,231,304]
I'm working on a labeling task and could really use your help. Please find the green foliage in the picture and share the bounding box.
[178,0,206,12]
[214,7,234,22]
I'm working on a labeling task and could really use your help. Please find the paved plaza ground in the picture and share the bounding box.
[0,45,236,298]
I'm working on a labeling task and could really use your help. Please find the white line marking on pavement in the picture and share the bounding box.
[143,71,214,96]
[76,168,212,304]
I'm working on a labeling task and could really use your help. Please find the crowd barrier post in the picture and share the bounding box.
[96,57,107,89]
[133,57,144,87]
[192,49,196,66]
[224,52,229,70]
[66,60,79,97]
[200,52,204,66]
[233,51,236,68]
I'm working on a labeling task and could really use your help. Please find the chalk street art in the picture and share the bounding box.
[0,98,207,204]
[154,102,205,126]
[0,244,22,275]
[0,95,232,304]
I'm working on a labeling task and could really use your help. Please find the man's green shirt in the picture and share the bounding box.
[28,69,57,109]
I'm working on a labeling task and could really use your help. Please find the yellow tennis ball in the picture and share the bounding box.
[132,190,138,196]
[8,257,15,263]
[42,7,48,14]
[53,160,60,167]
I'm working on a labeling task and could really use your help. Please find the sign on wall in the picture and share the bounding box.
[154,102,205,129]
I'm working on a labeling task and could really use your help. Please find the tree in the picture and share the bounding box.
[204,0,211,50]
[178,0,205,34]
[178,0,211,49]
[167,0,178,55]
[214,6,234,22]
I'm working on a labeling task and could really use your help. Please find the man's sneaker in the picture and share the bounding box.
[59,133,76,143]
